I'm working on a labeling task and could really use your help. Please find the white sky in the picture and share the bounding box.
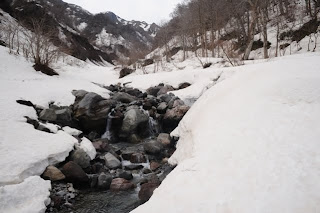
[63,0,185,24]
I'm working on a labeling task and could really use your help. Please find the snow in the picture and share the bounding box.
[77,22,88,31]
[132,52,320,213]
[79,137,97,160]
[0,176,51,213]
[0,44,116,187]
[62,126,82,136]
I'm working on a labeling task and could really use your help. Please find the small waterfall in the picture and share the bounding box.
[140,107,160,137]
[102,109,116,140]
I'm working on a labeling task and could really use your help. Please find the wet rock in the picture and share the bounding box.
[89,174,98,188]
[70,149,91,169]
[92,139,110,152]
[104,152,121,169]
[42,166,65,181]
[157,102,168,114]
[138,183,159,203]
[55,108,73,126]
[62,161,89,183]
[150,162,161,171]
[143,101,152,110]
[124,164,144,170]
[113,92,137,103]
[130,153,147,163]
[143,139,163,155]
[163,105,190,132]
[72,91,114,133]
[158,94,174,103]
[124,88,143,98]
[128,134,142,144]
[143,169,152,174]
[120,108,149,139]
[97,172,112,189]
[157,133,171,146]
[110,178,134,191]
[118,171,133,180]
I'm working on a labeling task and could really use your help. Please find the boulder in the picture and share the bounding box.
[157,102,168,114]
[157,85,174,96]
[150,161,161,171]
[70,149,91,169]
[110,178,134,191]
[62,161,89,183]
[120,108,149,139]
[157,133,171,146]
[112,92,137,103]
[146,85,163,96]
[118,171,133,180]
[178,82,191,89]
[124,164,144,170]
[104,152,121,169]
[138,183,159,203]
[119,68,134,78]
[130,153,147,163]
[72,91,115,133]
[92,139,110,152]
[97,172,112,189]
[163,105,190,132]
[143,139,163,155]
[39,109,56,122]
[42,166,65,181]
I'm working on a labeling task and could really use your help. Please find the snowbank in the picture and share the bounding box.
[133,53,320,213]
[0,176,51,213]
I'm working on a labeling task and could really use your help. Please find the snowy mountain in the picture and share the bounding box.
[1,0,159,63]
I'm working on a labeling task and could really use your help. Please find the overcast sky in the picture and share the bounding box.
[63,0,184,24]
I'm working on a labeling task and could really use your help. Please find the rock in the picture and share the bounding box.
[118,171,133,180]
[163,105,190,132]
[157,133,171,146]
[143,101,152,110]
[143,59,154,66]
[55,108,72,126]
[130,153,147,163]
[157,85,174,96]
[62,161,89,183]
[112,92,137,103]
[128,134,142,144]
[124,164,144,170]
[42,166,65,181]
[110,178,134,191]
[73,91,114,133]
[97,172,112,189]
[150,162,161,171]
[146,86,162,97]
[157,102,168,114]
[39,109,56,122]
[143,169,152,174]
[178,82,191,89]
[33,63,59,76]
[92,139,110,152]
[70,149,91,169]
[173,99,185,108]
[120,108,149,139]
[143,139,163,155]
[158,94,174,103]
[119,68,134,78]
[125,88,143,97]
[138,183,159,203]
[104,152,121,169]
[89,174,98,188]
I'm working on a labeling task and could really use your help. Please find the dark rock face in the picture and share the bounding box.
[62,161,89,184]
[138,183,159,203]
[143,139,163,155]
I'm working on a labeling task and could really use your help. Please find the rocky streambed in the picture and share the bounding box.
[18,82,191,213]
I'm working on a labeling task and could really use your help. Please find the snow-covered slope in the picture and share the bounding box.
[132,52,320,213]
